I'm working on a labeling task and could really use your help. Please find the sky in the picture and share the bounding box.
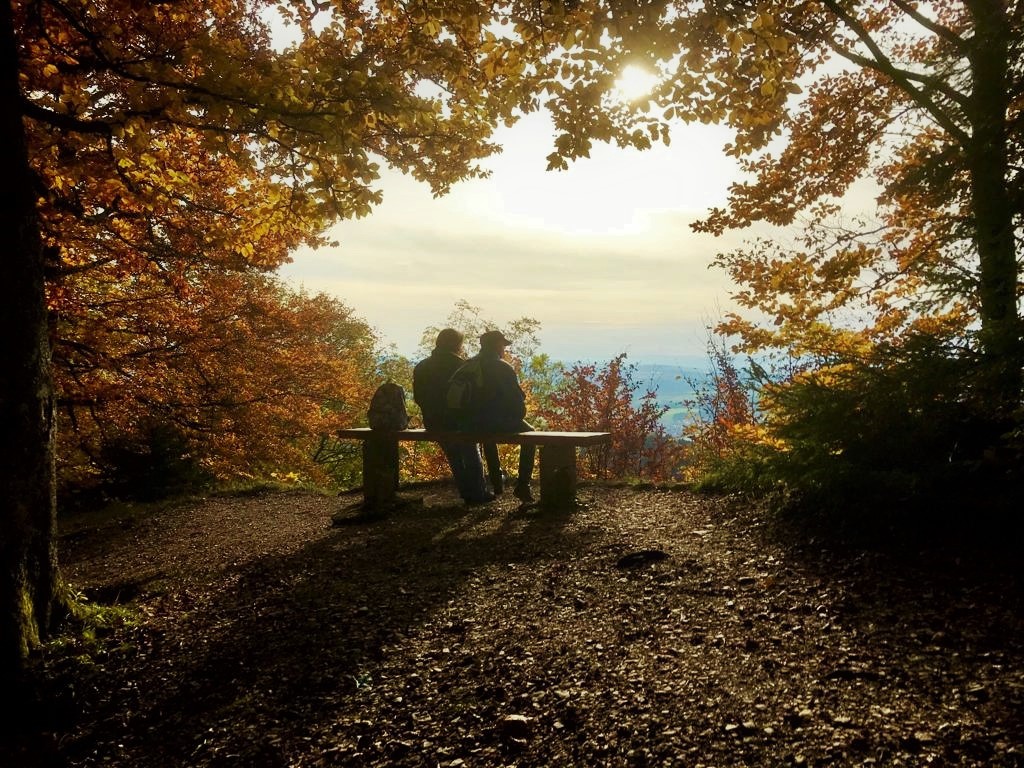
[276,108,761,366]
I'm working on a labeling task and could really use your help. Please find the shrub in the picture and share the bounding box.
[98,422,213,501]
[756,333,1022,527]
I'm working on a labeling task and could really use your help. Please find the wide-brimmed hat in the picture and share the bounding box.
[479,329,511,347]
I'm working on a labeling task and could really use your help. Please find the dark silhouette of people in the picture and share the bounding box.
[413,329,492,504]
[457,329,536,503]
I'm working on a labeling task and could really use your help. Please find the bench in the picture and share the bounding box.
[336,428,612,509]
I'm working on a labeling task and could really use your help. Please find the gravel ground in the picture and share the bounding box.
[7,484,1024,767]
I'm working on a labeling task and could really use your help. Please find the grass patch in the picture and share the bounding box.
[211,478,336,497]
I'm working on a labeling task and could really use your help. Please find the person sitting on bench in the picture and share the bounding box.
[413,329,492,505]
[455,329,536,503]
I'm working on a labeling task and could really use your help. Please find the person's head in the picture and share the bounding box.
[435,328,464,354]
[479,329,511,355]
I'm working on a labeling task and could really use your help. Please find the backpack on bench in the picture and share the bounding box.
[446,358,484,414]
[367,381,409,431]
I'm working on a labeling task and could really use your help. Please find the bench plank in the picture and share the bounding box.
[336,428,611,509]
[336,428,610,447]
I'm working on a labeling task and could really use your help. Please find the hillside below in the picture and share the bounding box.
[6,485,1024,767]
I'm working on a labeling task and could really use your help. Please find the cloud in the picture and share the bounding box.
[278,113,752,361]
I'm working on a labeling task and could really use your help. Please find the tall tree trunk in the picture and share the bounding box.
[967,0,1023,411]
[0,2,62,686]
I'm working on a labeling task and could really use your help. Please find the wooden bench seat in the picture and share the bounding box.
[336,428,611,509]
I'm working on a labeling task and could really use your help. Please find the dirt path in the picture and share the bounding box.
[12,486,1024,766]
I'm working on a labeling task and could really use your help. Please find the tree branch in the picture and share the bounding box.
[21,100,113,135]
[818,0,971,145]
[890,0,968,53]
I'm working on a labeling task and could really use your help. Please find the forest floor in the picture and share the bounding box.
[5,483,1024,767]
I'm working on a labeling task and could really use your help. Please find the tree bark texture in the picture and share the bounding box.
[0,3,62,684]
[966,0,1024,408]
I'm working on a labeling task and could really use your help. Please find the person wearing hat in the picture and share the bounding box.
[458,329,536,503]
[413,328,492,504]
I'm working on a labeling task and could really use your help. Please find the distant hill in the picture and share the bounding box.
[633,363,707,400]
[634,363,710,437]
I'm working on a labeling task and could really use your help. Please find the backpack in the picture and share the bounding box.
[367,381,409,431]
[446,358,484,413]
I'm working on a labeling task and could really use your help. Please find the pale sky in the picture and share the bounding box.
[277,110,758,365]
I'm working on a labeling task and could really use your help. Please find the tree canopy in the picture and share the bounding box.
[527,1,1022,405]
[505,0,1022,512]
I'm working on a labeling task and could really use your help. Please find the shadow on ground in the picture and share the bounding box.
[12,489,587,767]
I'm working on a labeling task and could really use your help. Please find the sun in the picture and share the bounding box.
[613,64,659,102]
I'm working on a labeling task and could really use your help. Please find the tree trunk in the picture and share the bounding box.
[966,0,1023,410]
[0,3,63,686]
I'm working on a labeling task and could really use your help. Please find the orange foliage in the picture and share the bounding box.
[15,0,565,494]
[53,266,378,490]
[680,339,765,482]
[538,354,683,482]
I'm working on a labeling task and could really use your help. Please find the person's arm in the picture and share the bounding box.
[412,362,427,410]
[498,361,527,420]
